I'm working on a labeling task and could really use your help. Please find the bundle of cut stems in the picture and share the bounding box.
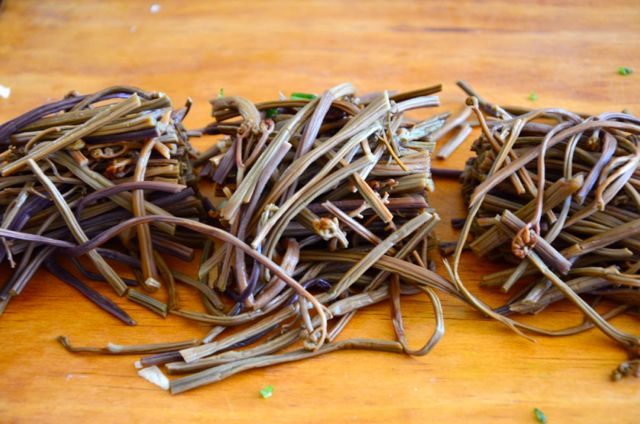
[162,84,460,393]
[0,86,202,323]
[454,82,640,379]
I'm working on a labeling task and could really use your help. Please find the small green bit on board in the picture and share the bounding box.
[290,92,317,100]
[218,87,225,98]
[259,385,274,399]
[528,92,538,101]
[617,66,634,76]
[533,407,548,423]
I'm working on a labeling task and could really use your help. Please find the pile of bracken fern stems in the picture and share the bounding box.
[0,84,476,393]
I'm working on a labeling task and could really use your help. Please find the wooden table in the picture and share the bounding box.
[0,1,638,422]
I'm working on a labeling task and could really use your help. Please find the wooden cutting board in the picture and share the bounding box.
[0,1,638,422]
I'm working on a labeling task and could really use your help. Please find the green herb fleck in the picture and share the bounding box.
[533,408,547,423]
[266,108,278,118]
[618,67,634,76]
[528,92,538,101]
[259,385,273,399]
[290,92,317,100]
[218,88,225,98]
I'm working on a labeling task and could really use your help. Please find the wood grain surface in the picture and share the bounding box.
[0,1,639,422]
